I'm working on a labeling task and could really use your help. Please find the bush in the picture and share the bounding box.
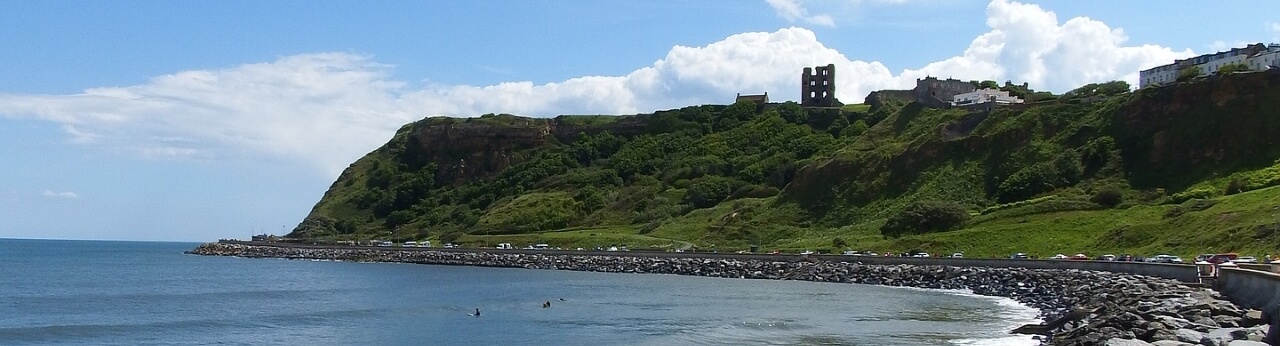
[880,200,970,238]
[1168,186,1217,204]
[685,176,734,208]
[440,231,464,244]
[728,184,780,200]
[1225,179,1246,195]
[1090,187,1124,208]
[1163,199,1218,219]
[832,237,848,248]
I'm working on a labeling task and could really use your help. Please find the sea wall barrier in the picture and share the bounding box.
[1219,268,1280,312]
[190,242,1273,345]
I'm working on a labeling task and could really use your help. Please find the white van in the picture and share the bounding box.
[497,243,514,250]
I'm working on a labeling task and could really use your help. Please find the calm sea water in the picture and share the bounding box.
[0,239,1039,345]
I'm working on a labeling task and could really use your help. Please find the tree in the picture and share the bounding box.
[1216,63,1251,75]
[842,120,870,138]
[832,237,848,248]
[880,200,970,238]
[777,102,807,125]
[685,176,733,208]
[1177,66,1202,82]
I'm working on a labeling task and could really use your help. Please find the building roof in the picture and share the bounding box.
[735,92,768,104]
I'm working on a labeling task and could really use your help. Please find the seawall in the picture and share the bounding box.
[1220,267,1280,312]
[189,242,1272,345]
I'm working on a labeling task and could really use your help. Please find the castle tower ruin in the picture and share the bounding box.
[801,64,838,107]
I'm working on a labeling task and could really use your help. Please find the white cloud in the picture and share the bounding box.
[0,0,1194,180]
[42,190,79,199]
[1,53,416,177]
[766,0,836,27]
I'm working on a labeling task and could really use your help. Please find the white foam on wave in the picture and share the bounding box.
[939,290,1041,346]
[885,286,1041,346]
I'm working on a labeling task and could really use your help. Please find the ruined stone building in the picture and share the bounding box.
[801,64,840,107]
[734,92,769,106]
[914,77,976,107]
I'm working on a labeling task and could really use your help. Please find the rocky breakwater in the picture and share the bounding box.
[189,243,1272,346]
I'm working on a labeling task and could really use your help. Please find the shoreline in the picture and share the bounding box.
[188,242,1269,345]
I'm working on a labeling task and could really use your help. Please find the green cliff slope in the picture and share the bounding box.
[289,73,1280,258]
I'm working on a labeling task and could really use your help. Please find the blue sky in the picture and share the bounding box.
[2,0,1278,241]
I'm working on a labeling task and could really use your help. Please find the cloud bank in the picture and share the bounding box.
[0,0,1194,179]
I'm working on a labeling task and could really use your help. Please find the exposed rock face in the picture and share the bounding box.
[1112,70,1280,190]
[406,116,649,186]
[188,243,1271,345]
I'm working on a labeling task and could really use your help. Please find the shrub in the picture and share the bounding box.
[1163,198,1218,219]
[1224,179,1246,195]
[685,176,734,208]
[1090,187,1124,208]
[880,200,970,238]
[1168,186,1217,204]
[728,184,780,200]
[832,237,848,248]
[440,231,463,244]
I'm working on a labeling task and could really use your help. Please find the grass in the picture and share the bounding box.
[554,114,626,127]
[841,103,871,112]
[456,225,691,250]
[837,185,1280,260]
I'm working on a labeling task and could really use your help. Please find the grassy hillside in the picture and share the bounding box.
[289,72,1280,259]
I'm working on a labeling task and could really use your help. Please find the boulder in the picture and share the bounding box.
[1151,341,1196,346]
[1106,338,1154,346]
[1225,341,1269,346]
[1175,329,1206,343]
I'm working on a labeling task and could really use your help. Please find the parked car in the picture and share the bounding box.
[1236,256,1258,263]
[1010,253,1029,259]
[1150,254,1183,264]
[1117,254,1134,262]
[1099,254,1117,261]
[950,252,964,258]
[1208,253,1239,264]
[1051,254,1068,260]
[1069,253,1089,260]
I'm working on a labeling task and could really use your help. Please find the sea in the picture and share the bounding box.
[0,239,1041,345]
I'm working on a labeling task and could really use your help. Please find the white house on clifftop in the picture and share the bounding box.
[952,88,1023,106]
[1139,43,1280,88]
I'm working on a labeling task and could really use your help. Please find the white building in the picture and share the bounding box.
[1140,43,1280,88]
[952,88,1024,106]
[1248,46,1280,71]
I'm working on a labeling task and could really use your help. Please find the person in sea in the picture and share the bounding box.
[543,301,551,308]
[475,308,480,317]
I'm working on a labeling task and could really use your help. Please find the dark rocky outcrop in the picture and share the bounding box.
[188,243,1272,345]
[405,115,649,186]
